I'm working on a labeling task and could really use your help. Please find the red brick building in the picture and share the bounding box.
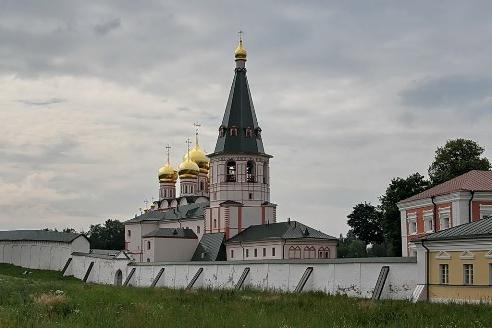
[398,170,492,256]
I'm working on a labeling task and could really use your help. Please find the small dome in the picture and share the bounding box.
[183,144,210,174]
[158,163,177,183]
[235,39,247,61]
[178,158,200,179]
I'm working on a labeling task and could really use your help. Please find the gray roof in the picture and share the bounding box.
[124,201,208,224]
[421,216,492,241]
[0,230,87,243]
[143,228,197,239]
[211,65,268,156]
[191,233,226,261]
[226,221,338,243]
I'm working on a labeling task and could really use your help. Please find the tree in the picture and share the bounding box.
[346,202,383,245]
[429,139,491,185]
[379,173,429,256]
[337,231,368,258]
[87,219,124,250]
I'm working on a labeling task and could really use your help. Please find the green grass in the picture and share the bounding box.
[0,264,491,328]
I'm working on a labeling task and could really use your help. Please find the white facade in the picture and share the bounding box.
[142,237,199,262]
[226,239,337,261]
[0,236,89,271]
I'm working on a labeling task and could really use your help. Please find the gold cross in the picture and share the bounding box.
[193,122,201,145]
[238,30,244,41]
[165,144,171,163]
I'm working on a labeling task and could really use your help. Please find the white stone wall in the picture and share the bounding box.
[0,236,89,271]
[67,256,417,300]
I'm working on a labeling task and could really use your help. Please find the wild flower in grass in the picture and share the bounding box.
[33,291,73,318]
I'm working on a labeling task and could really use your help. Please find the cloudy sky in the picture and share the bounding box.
[1,1,491,235]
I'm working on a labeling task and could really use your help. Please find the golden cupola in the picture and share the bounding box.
[178,157,200,179]
[158,148,177,183]
[234,33,247,61]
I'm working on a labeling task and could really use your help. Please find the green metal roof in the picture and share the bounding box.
[212,67,268,156]
[143,228,197,239]
[0,230,87,243]
[124,201,208,224]
[191,233,226,261]
[421,216,492,241]
[226,221,337,243]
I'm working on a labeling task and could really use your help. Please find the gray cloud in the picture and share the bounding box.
[17,97,66,106]
[94,18,121,35]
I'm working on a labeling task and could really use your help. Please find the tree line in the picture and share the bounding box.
[339,138,491,258]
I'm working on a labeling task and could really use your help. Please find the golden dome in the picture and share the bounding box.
[235,38,247,61]
[178,158,200,179]
[158,163,177,183]
[183,144,210,174]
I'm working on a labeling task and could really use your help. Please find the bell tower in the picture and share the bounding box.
[206,34,276,238]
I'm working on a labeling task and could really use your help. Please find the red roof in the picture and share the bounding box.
[400,170,492,203]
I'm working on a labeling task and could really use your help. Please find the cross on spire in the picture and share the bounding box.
[193,122,201,146]
[165,144,171,164]
[186,138,192,159]
[238,30,244,42]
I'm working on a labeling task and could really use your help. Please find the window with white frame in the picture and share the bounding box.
[463,264,474,285]
[230,249,234,258]
[439,208,451,230]
[408,215,417,234]
[424,211,434,232]
[439,264,449,284]
[480,205,492,220]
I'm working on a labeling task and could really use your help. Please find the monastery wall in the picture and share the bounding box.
[0,238,89,271]
[67,255,417,300]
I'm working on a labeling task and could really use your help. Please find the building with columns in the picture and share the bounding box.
[123,36,336,262]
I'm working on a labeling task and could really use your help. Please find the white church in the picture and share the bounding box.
[124,37,338,263]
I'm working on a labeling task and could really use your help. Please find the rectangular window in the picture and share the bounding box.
[408,216,417,234]
[246,249,249,258]
[230,249,234,258]
[441,215,450,230]
[464,264,474,285]
[263,248,266,257]
[127,230,131,237]
[249,193,253,200]
[147,241,151,250]
[254,249,258,257]
[439,264,449,284]
[272,248,276,256]
[197,226,200,234]
[424,213,434,232]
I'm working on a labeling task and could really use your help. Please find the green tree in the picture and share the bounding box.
[379,173,429,256]
[346,202,383,245]
[87,219,124,250]
[429,139,491,185]
[337,231,367,258]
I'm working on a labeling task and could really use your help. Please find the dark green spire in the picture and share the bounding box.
[212,60,266,155]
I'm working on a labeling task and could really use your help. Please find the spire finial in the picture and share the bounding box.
[235,31,247,63]
[186,138,192,160]
[165,144,171,164]
[193,122,201,146]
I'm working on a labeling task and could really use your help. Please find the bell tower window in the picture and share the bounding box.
[230,126,238,136]
[247,161,255,182]
[245,127,253,138]
[226,160,236,182]
[255,127,262,139]
[219,126,226,137]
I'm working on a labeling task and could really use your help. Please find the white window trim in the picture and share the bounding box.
[407,214,417,235]
[423,211,434,233]
[480,204,492,219]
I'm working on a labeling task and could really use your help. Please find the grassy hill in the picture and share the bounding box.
[0,263,491,327]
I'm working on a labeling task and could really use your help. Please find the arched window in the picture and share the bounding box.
[303,246,311,259]
[219,126,226,137]
[289,246,301,259]
[304,246,316,259]
[245,127,253,138]
[147,241,151,250]
[325,249,330,259]
[318,247,325,259]
[247,161,255,182]
[200,181,204,191]
[230,126,238,136]
[226,160,236,182]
